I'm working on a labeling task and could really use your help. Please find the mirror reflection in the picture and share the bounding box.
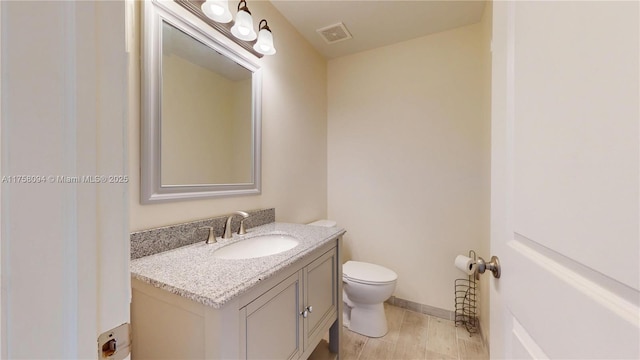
[161,21,253,186]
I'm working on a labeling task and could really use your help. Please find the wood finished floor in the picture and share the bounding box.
[308,303,489,360]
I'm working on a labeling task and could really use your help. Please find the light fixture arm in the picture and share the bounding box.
[237,0,251,15]
[258,19,271,33]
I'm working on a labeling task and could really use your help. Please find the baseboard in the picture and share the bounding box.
[386,296,455,321]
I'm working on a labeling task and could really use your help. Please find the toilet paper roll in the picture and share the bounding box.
[454,255,477,275]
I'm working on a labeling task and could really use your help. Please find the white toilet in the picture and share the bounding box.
[308,220,398,338]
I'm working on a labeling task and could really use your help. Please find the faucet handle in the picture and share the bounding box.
[199,226,216,244]
[238,219,247,235]
[235,211,250,235]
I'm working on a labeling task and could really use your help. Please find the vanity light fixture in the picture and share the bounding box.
[254,19,276,55]
[200,0,232,23]
[230,0,257,41]
[189,0,276,56]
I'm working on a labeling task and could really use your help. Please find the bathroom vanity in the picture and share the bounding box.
[130,223,344,359]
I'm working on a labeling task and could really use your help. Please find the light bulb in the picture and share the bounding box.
[230,8,257,41]
[253,22,276,55]
[210,4,224,15]
[201,0,232,23]
[238,26,250,36]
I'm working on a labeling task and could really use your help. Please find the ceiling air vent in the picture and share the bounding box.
[316,23,352,44]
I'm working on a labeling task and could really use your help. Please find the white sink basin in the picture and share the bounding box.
[212,234,299,259]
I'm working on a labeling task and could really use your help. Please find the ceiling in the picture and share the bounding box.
[270,0,487,59]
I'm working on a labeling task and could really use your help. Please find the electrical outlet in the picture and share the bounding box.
[98,323,131,360]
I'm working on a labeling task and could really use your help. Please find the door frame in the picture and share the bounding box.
[0,1,130,357]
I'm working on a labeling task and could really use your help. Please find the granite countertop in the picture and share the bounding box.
[130,222,345,309]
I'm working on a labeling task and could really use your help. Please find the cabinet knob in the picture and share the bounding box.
[300,305,313,318]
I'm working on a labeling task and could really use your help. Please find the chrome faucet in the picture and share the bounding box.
[222,211,250,239]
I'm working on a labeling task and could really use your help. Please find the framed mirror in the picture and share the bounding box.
[141,0,262,203]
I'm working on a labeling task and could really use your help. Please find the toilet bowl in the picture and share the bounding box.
[307,220,398,338]
[342,260,397,337]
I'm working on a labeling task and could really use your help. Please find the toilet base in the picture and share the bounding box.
[343,306,351,327]
[346,302,388,338]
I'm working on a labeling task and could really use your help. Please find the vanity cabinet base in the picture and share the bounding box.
[131,238,342,360]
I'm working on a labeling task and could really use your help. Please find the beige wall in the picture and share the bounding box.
[130,0,328,231]
[327,22,490,313]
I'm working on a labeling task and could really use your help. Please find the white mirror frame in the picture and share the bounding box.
[141,0,262,203]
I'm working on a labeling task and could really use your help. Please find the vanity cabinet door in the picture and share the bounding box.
[242,271,303,360]
[303,248,338,349]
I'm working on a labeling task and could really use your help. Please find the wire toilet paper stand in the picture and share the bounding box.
[454,250,478,334]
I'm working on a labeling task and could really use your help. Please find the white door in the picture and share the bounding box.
[1,1,130,358]
[490,1,639,358]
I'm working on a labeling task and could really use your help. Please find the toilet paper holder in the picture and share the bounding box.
[476,256,501,279]
[454,250,478,334]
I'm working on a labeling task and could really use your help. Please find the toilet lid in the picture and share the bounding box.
[343,261,397,284]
